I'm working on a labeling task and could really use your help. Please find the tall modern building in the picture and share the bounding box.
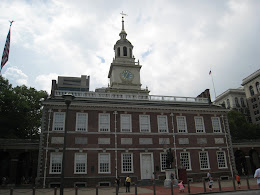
[242,69,260,125]
[37,16,235,187]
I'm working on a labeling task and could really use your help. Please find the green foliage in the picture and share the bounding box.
[0,76,48,139]
[228,110,260,141]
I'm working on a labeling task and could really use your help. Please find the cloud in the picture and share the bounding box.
[2,66,28,86]
[35,73,59,93]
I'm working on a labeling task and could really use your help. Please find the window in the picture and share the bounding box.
[217,151,227,169]
[98,153,110,173]
[117,47,120,57]
[199,151,210,170]
[74,153,87,174]
[227,99,230,109]
[53,112,65,131]
[50,153,62,174]
[256,82,259,93]
[157,115,168,133]
[211,117,222,133]
[76,113,88,131]
[249,86,254,96]
[240,98,245,107]
[139,115,151,132]
[160,153,167,171]
[99,113,110,132]
[121,114,132,132]
[123,46,127,56]
[176,116,187,133]
[194,116,205,133]
[122,153,133,173]
[235,97,240,107]
[180,152,191,170]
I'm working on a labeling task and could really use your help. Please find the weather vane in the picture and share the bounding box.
[9,20,14,26]
[120,11,128,18]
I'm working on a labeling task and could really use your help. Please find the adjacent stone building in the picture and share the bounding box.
[242,69,260,125]
[36,17,235,187]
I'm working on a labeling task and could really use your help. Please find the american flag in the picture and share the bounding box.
[1,28,11,71]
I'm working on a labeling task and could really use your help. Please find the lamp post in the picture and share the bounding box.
[60,94,74,195]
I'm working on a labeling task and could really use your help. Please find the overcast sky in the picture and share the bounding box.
[0,0,259,100]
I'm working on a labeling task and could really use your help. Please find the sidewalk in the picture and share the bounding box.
[0,178,259,195]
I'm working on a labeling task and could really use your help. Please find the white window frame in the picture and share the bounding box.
[99,113,110,132]
[121,153,134,173]
[211,117,222,133]
[176,116,187,133]
[194,116,205,133]
[76,113,88,132]
[120,114,132,132]
[160,153,167,172]
[98,153,111,174]
[53,112,65,131]
[199,151,210,170]
[139,115,151,132]
[216,151,227,169]
[157,115,168,133]
[74,153,87,174]
[50,152,62,174]
[180,152,191,171]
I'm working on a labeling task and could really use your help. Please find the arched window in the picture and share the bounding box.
[129,48,132,58]
[227,99,230,109]
[117,47,120,57]
[256,82,259,93]
[240,98,245,107]
[222,101,226,108]
[235,97,240,107]
[249,86,254,96]
[123,46,127,56]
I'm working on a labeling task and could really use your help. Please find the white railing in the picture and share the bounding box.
[54,90,209,103]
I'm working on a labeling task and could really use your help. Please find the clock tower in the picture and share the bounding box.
[107,15,149,95]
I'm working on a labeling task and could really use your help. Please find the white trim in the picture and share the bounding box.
[176,116,187,133]
[76,113,88,132]
[216,151,228,169]
[199,151,210,170]
[157,115,169,133]
[52,112,65,131]
[49,152,62,174]
[160,152,167,172]
[211,117,222,133]
[140,152,154,179]
[98,153,111,174]
[121,153,134,173]
[194,116,205,133]
[139,115,151,133]
[99,113,110,132]
[120,114,132,132]
[180,151,192,171]
[74,153,87,174]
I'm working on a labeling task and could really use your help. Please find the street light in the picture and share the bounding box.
[60,94,74,195]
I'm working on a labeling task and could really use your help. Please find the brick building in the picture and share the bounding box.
[36,16,235,187]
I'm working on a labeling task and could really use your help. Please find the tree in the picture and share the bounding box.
[228,110,260,141]
[0,76,48,139]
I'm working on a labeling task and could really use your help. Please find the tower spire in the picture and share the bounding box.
[119,11,127,39]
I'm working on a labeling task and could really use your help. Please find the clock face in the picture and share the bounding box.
[121,70,134,82]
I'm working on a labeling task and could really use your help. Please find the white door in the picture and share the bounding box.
[141,153,153,179]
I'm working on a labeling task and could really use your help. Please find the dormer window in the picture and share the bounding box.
[117,47,120,57]
[123,46,127,56]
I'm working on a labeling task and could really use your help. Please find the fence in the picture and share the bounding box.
[0,177,259,195]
